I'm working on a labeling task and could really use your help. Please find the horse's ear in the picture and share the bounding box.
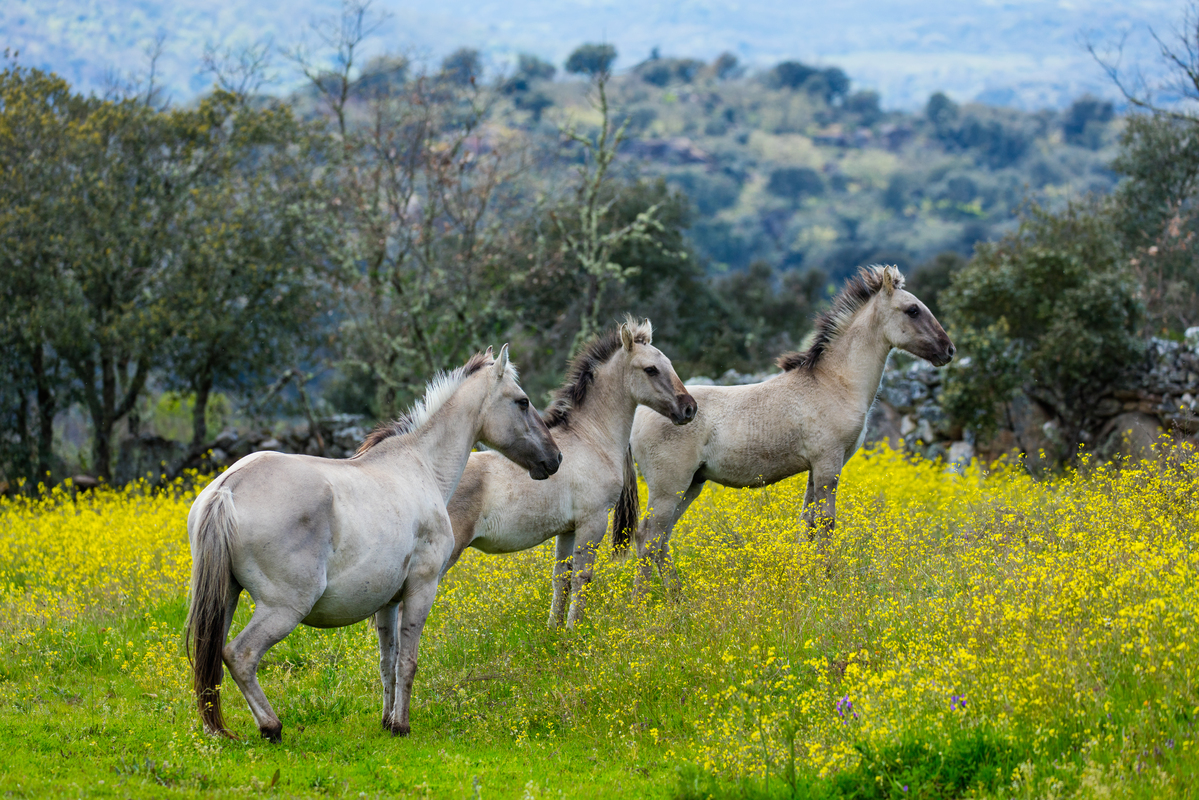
[882,266,897,295]
[620,323,635,352]
[495,343,510,379]
[485,345,494,358]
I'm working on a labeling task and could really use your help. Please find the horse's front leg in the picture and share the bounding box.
[803,461,841,558]
[548,532,574,629]
[565,518,608,628]
[375,601,400,731]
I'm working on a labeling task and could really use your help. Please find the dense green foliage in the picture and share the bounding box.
[3,26,1194,487]
[941,202,1144,443]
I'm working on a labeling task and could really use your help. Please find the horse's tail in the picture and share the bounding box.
[185,485,238,739]
[612,446,639,555]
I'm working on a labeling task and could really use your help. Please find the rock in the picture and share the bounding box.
[1186,326,1199,355]
[977,429,1020,464]
[209,447,228,464]
[1093,397,1122,417]
[1008,394,1063,471]
[948,441,974,467]
[72,474,100,490]
[213,429,239,452]
[865,401,902,450]
[257,438,283,452]
[685,376,715,386]
[1100,412,1165,461]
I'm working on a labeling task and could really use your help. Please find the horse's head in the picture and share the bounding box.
[478,345,562,479]
[876,266,956,367]
[618,318,697,425]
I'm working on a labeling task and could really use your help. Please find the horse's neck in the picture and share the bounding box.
[569,357,637,454]
[408,378,487,502]
[816,303,893,410]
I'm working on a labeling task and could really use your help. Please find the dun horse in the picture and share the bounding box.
[186,346,561,742]
[446,318,696,628]
[617,265,954,591]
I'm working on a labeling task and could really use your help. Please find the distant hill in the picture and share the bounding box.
[2,0,1173,109]
[503,64,1122,281]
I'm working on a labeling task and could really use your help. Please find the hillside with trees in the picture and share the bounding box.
[1,2,1194,489]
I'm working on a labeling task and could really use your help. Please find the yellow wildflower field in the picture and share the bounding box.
[0,446,1196,798]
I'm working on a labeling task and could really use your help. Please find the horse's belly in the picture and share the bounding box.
[471,510,570,554]
[704,450,808,489]
[305,553,409,626]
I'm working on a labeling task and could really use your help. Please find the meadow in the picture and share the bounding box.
[0,445,1196,799]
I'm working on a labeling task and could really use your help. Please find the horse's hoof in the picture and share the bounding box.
[260,723,283,744]
[391,723,410,737]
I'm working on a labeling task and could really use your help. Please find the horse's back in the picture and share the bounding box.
[634,379,811,490]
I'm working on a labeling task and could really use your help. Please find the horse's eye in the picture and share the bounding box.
[905,306,920,319]
[517,398,530,410]
[644,366,659,376]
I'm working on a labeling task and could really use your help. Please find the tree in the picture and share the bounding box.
[767,167,824,201]
[941,202,1143,448]
[441,48,482,86]
[283,0,389,137]
[926,91,959,129]
[0,63,86,488]
[163,91,336,453]
[517,54,556,82]
[712,52,741,80]
[773,61,817,90]
[328,70,528,416]
[565,44,617,77]
[552,70,664,355]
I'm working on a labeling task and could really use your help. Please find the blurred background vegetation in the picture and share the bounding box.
[2,0,1197,488]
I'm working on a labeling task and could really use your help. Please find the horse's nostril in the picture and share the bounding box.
[556,452,564,465]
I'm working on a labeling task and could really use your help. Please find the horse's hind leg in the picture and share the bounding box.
[636,474,704,596]
[655,476,705,597]
[375,601,401,731]
[223,602,308,743]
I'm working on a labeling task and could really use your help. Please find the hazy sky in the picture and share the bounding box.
[1,0,1178,108]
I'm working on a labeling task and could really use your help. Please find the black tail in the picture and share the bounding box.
[185,486,238,738]
[612,446,640,554]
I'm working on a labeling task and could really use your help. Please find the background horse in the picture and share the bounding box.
[446,318,696,628]
[186,346,560,742]
[617,265,954,592]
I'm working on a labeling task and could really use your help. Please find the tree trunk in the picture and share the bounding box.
[32,343,56,487]
[191,375,212,452]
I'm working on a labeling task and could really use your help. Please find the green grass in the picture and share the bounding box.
[0,599,679,799]
[3,452,1198,798]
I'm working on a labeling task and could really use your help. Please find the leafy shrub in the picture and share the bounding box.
[565,43,617,76]
[941,201,1143,441]
[768,167,825,201]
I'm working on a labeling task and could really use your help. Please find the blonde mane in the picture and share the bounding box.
[355,351,515,455]
[543,316,654,429]
[778,265,904,372]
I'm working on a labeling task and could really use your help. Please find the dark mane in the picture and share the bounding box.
[354,351,492,456]
[542,319,653,429]
[776,265,903,372]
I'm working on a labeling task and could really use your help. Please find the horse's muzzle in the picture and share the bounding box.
[930,341,956,367]
[528,451,563,480]
[670,394,698,425]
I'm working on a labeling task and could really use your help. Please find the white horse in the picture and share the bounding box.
[617,265,955,591]
[445,318,696,628]
[185,346,561,742]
